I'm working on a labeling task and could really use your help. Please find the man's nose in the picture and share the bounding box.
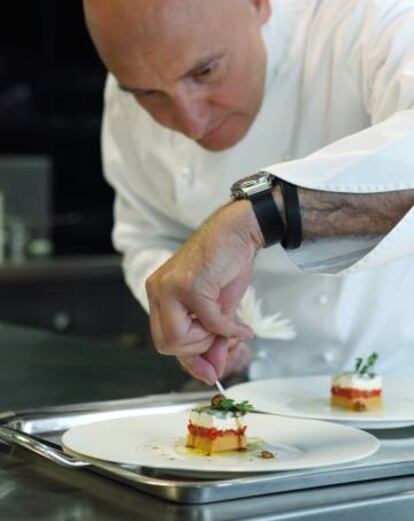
[173,92,211,140]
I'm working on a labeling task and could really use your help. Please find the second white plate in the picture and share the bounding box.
[228,376,414,429]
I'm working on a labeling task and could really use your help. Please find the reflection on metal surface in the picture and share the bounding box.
[0,425,89,468]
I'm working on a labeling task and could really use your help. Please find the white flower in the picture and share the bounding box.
[237,286,296,340]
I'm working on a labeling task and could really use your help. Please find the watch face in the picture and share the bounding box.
[231,172,274,199]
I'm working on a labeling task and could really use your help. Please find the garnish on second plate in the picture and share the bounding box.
[210,394,254,414]
[354,352,378,376]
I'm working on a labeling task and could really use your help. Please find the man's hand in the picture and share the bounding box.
[145,200,262,384]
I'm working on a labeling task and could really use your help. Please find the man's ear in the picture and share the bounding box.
[249,0,272,25]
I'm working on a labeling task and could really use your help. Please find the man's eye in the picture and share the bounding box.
[193,61,221,82]
[134,90,157,98]
[196,66,213,78]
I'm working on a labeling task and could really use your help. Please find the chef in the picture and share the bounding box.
[83,0,414,384]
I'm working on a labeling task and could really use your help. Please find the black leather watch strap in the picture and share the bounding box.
[249,189,286,247]
[278,180,302,249]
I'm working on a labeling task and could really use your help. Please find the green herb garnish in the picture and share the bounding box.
[210,394,254,414]
[354,352,378,376]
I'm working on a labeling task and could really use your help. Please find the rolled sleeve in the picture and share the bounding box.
[265,3,414,274]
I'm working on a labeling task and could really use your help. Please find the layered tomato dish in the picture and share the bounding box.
[186,394,253,454]
[331,352,382,412]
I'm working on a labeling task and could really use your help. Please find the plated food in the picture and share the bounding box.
[331,353,382,412]
[186,394,253,455]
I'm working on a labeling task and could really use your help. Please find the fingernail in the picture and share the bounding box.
[238,324,254,339]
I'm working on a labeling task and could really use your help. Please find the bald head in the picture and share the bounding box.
[84,0,169,77]
[84,0,272,151]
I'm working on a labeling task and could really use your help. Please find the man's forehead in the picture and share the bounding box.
[85,0,233,29]
[85,0,242,85]
[86,0,240,42]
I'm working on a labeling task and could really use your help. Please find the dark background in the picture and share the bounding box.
[0,1,112,255]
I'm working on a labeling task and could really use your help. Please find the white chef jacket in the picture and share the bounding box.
[101,0,414,378]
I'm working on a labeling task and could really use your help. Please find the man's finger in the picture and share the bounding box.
[202,336,228,380]
[177,354,218,384]
[148,293,211,358]
[187,296,253,340]
[222,341,253,378]
[148,299,168,355]
[157,298,212,353]
[155,299,220,356]
[181,336,228,384]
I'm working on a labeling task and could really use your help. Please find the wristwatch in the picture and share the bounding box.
[230,172,286,247]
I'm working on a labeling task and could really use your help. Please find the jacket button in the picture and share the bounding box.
[317,293,329,305]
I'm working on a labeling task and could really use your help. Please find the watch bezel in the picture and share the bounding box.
[231,172,275,199]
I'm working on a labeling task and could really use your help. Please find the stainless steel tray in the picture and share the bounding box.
[1,392,414,504]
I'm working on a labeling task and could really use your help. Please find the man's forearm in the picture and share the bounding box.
[275,187,414,242]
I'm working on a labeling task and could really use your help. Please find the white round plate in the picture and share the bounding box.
[62,410,379,474]
[228,376,414,429]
